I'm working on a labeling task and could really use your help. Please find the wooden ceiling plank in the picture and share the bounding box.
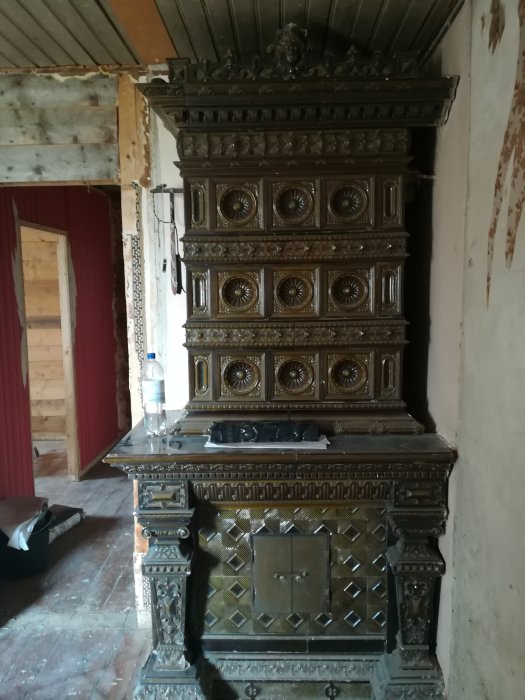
[20,0,93,65]
[0,52,15,68]
[0,10,55,66]
[351,0,387,50]
[369,0,414,52]
[230,0,258,62]
[255,0,281,56]
[0,31,35,67]
[305,0,334,61]
[414,0,463,59]
[326,0,360,50]
[155,0,197,62]
[73,0,137,64]
[202,0,238,61]
[103,0,176,64]
[42,0,115,64]
[389,0,432,52]
[177,0,219,61]
[283,0,307,27]
[1,0,73,65]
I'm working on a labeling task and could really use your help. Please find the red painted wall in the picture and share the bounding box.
[0,186,120,498]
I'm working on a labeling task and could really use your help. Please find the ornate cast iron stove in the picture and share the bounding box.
[106,24,457,700]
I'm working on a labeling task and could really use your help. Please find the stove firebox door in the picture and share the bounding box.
[252,534,329,613]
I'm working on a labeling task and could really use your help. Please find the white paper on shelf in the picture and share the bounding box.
[0,496,48,550]
[205,435,330,450]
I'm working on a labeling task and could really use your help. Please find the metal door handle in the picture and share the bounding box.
[273,571,308,581]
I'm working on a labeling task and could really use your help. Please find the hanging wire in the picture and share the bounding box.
[150,185,184,294]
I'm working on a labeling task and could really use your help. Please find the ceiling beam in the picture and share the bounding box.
[105,0,177,64]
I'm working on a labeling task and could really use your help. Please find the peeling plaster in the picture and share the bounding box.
[488,0,506,52]
[139,92,151,188]
[487,0,525,302]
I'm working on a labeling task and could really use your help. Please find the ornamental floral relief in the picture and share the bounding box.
[328,270,371,313]
[218,270,262,316]
[272,181,318,228]
[274,354,317,399]
[326,179,372,228]
[219,354,264,400]
[216,182,261,229]
[273,269,317,315]
[326,353,371,399]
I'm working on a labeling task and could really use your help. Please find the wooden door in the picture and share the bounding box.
[20,224,80,479]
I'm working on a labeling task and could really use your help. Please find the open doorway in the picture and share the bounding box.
[20,224,79,480]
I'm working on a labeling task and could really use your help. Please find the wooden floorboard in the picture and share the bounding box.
[0,453,150,700]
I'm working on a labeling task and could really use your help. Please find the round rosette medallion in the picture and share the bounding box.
[330,357,367,393]
[223,359,259,394]
[276,274,313,310]
[219,186,257,225]
[221,275,258,311]
[329,183,368,222]
[331,273,368,309]
[275,184,313,224]
[277,359,313,394]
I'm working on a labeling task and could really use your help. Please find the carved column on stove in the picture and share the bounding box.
[374,496,448,700]
[135,476,200,696]
[388,507,446,670]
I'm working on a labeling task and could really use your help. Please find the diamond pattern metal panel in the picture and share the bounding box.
[197,504,387,638]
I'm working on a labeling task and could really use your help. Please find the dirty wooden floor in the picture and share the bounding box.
[0,446,150,700]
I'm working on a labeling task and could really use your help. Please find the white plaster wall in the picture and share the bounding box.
[428,5,470,445]
[428,3,470,686]
[445,0,525,697]
[147,112,189,412]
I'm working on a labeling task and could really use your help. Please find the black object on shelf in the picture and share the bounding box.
[209,421,320,444]
[0,510,53,579]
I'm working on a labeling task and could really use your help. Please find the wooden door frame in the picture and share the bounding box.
[18,220,80,480]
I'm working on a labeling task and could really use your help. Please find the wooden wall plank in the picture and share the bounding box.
[25,280,60,316]
[29,360,64,380]
[20,260,61,281]
[31,415,66,438]
[30,399,66,417]
[22,223,65,441]
[0,74,117,108]
[26,345,63,362]
[22,241,57,260]
[0,74,118,183]
[0,143,119,183]
[28,328,62,346]
[20,228,61,243]
[27,316,61,329]
[29,379,66,400]
[0,107,117,147]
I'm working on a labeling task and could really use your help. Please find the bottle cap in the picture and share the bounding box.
[146,352,156,359]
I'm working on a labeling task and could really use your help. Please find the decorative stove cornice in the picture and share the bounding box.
[139,23,458,136]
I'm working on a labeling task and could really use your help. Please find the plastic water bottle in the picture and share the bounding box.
[141,352,167,436]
